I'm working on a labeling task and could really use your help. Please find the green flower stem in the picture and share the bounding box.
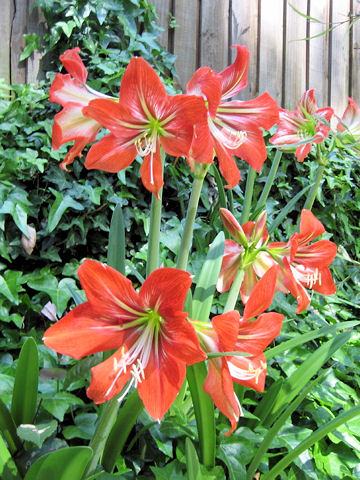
[224,269,245,313]
[255,149,282,212]
[186,363,216,469]
[210,164,227,209]
[83,396,121,478]
[303,162,326,211]
[176,165,209,271]
[146,151,165,276]
[102,390,143,473]
[240,166,257,224]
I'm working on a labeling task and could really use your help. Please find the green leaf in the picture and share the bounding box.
[24,446,93,480]
[262,406,360,480]
[19,34,40,62]
[0,275,17,304]
[185,437,202,480]
[0,399,22,454]
[17,421,57,448]
[0,434,21,480]
[261,331,352,427]
[41,392,84,421]
[107,204,125,274]
[10,337,39,426]
[47,188,83,233]
[192,231,224,322]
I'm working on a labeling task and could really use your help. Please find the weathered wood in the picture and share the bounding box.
[26,0,47,84]
[11,0,28,84]
[351,2,360,102]
[258,0,284,104]
[151,0,172,51]
[231,0,259,99]
[284,0,307,108]
[199,0,229,72]
[0,0,13,84]
[173,0,199,91]
[330,0,351,116]
[308,0,330,108]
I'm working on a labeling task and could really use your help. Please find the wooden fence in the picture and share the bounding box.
[1,0,359,115]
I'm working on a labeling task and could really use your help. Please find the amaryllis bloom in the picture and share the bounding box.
[194,266,283,435]
[82,57,206,197]
[217,208,337,313]
[186,45,279,188]
[270,89,334,162]
[49,48,111,170]
[337,97,360,155]
[43,260,206,421]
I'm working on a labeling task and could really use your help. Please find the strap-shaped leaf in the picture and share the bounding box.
[192,231,224,323]
[107,204,125,274]
[185,437,202,480]
[261,331,352,427]
[0,399,21,454]
[24,446,92,480]
[11,337,39,426]
[0,434,21,480]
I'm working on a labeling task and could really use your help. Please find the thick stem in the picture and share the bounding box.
[83,396,120,478]
[303,162,326,211]
[256,150,282,212]
[224,269,245,313]
[240,166,257,224]
[176,165,209,271]
[146,151,165,276]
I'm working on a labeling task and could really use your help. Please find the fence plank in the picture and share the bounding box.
[330,0,350,115]
[173,0,199,90]
[151,0,172,50]
[231,0,259,99]
[352,3,360,102]
[0,0,13,84]
[284,0,307,108]
[308,0,330,107]
[11,0,28,84]
[26,0,47,84]
[199,0,229,72]
[258,0,284,105]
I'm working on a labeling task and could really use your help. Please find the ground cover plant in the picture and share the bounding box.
[0,1,360,479]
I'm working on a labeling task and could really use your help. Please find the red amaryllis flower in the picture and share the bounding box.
[195,266,283,435]
[82,57,206,197]
[49,48,111,170]
[270,89,334,162]
[186,45,279,188]
[217,208,337,313]
[43,260,206,421]
[337,97,360,155]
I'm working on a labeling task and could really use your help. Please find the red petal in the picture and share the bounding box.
[163,317,206,364]
[186,67,222,118]
[140,144,164,197]
[60,48,88,84]
[77,259,143,320]
[213,137,241,188]
[280,259,310,313]
[295,142,312,162]
[298,89,317,114]
[50,74,97,107]
[233,127,268,172]
[310,267,336,295]
[43,303,124,359]
[243,265,279,320]
[140,268,192,315]
[87,349,132,403]
[228,354,267,392]
[219,45,249,99]
[188,120,214,165]
[84,134,137,173]
[138,349,186,421]
[240,267,258,304]
[217,240,242,293]
[236,312,284,356]
[295,240,337,268]
[119,57,167,121]
[203,358,240,435]
[298,210,325,243]
[212,311,240,352]
[339,97,360,131]
[59,137,92,171]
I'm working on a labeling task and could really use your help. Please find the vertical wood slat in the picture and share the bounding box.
[199,0,229,72]
[308,0,330,107]
[231,0,259,99]
[11,0,28,84]
[284,0,308,108]
[258,0,284,104]
[329,0,350,115]
[173,0,199,91]
[351,2,360,102]
[151,0,172,50]
[0,0,13,84]
[26,0,46,84]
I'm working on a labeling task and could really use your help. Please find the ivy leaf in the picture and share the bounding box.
[47,188,83,233]
[41,392,84,421]
[17,421,58,448]
[19,34,40,62]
